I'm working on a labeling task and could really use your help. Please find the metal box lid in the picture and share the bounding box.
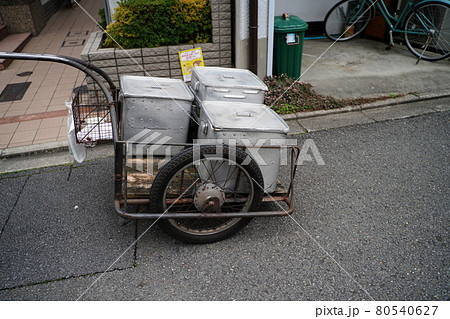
[201,101,289,133]
[192,67,268,91]
[120,75,194,101]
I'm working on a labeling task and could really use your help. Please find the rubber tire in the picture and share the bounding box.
[149,145,264,244]
[324,0,374,42]
[403,1,450,61]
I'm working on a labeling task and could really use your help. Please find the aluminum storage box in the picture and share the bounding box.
[119,75,194,156]
[191,66,268,104]
[197,101,289,193]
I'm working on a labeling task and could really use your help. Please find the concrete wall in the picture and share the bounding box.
[275,0,340,22]
[234,0,342,78]
[103,0,119,25]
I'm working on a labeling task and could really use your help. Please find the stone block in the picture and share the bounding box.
[143,62,170,71]
[89,59,116,68]
[212,35,220,43]
[203,51,220,59]
[196,43,220,52]
[169,61,182,70]
[220,27,231,36]
[204,58,220,66]
[116,57,143,67]
[115,48,142,58]
[220,42,232,51]
[144,70,171,78]
[220,36,232,43]
[117,65,145,73]
[219,12,231,20]
[220,57,232,65]
[88,49,115,61]
[168,44,195,55]
[142,46,168,56]
[210,4,219,13]
[219,4,231,12]
[169,54,181,62]
[220,19,231,28]
[210,0,230,5]
[220,50,231,58]
[142,55,169,64]
[170,69,183,77]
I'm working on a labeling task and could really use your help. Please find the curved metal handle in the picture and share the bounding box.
[223,94,246,99]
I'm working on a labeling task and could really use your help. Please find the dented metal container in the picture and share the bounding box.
[197,101,289,193]
[119,75,194,155]
[191,66,268,104]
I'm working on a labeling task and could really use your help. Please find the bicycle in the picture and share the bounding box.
[324,0,450,62]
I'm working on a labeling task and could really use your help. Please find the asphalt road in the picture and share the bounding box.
[0,110,448,301]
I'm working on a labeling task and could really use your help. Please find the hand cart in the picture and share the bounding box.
[0,52,299,244]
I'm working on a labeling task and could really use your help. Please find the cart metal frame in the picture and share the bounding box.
[0,52,299,220]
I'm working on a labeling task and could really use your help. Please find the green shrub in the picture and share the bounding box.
[103,0,212,49]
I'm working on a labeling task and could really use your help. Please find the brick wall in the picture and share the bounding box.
[81,0,232,88]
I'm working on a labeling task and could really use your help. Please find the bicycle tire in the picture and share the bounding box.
[324,0,374,41]
[149,145,264,244]
[404,1,450,61]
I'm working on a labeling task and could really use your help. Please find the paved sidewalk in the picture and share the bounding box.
[0,0,102,149]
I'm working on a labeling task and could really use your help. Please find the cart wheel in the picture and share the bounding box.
[149,145,264,244]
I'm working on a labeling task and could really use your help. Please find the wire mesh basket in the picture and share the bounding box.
[71,80,113,144]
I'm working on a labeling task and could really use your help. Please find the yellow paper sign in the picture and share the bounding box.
[178,47,204,82]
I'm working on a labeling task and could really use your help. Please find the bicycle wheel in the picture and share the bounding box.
[404,1,450,61]
[324,0,374,41]
[149,145,264,244]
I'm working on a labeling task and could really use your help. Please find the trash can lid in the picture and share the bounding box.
[274,14,308,33]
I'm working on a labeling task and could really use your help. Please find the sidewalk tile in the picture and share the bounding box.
[11,101,32,110]
[0,123,19,134]
[40,117,65,129]
[17,119,41,131]
[0,132,13,147]
[34,126,60,141]
[9,130,36,144]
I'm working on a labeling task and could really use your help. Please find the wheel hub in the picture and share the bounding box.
[193,183,225,213]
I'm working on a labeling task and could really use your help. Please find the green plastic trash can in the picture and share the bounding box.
[273,13,308,79]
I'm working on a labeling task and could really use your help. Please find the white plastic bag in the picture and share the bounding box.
[66,100,86,163]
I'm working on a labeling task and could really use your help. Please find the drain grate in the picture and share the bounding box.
[61,39,86,47]
[67,30,89,37]
[0,82,31,102]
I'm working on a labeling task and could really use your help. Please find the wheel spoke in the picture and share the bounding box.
[404,3,450,61]
[324,0,373,41]
[149,145,264,243]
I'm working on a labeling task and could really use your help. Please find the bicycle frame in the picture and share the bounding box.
[358,0,448,34]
